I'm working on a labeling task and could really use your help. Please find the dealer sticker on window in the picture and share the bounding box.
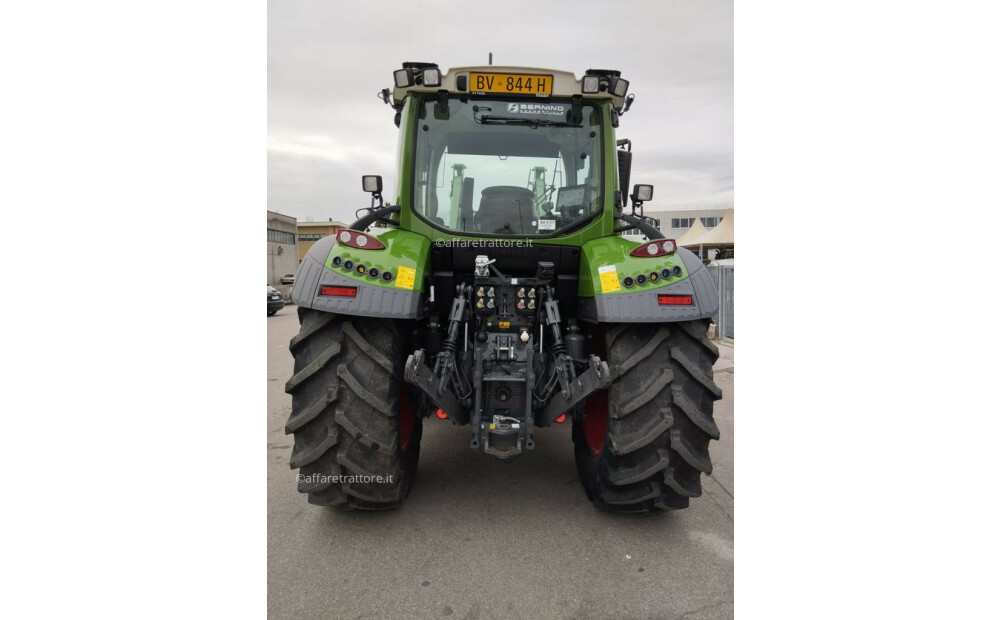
[395,266,416,290]
[598,265,621,293]
[537,219,556,231]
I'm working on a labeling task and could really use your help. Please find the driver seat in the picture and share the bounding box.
[474,186,535,235]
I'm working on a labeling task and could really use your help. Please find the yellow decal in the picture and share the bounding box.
[598,265,621,293]
[498,321,511,329]
[395,266,416,290]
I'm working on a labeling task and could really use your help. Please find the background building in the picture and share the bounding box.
[297,219,347,263]
[641,204,732,241]
[267,211,299,290]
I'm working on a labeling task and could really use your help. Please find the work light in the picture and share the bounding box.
[632,184,653,202]
[362,175,383,194]
[582,76,600,93]
[393,68,413,88]
[422,67,441,86]
[609,76,629,97]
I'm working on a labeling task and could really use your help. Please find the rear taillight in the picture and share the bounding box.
[629,239,677,257]
[320,286,358,297]
[657,295,692,305]
[335,228,385,250]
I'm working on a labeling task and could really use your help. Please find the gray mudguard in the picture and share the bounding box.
[290,235,429,319]
[578,248,719,323]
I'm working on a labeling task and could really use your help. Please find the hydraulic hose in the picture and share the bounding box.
[349,204,401,231]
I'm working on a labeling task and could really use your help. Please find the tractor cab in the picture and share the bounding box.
[380,63,636,240]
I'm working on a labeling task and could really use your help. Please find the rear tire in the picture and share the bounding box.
[284,308,422,510]
[573,319,721,512]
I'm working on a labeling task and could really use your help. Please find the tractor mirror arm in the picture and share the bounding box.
[350,204,401,231]
[614,211,664,240]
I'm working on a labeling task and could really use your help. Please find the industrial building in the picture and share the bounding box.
[297,219,348,263]
[267,210,299,290]
[641,204,732,241]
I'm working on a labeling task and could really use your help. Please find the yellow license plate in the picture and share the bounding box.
[469,72,553,95]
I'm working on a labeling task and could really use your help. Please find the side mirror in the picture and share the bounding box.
[617,150,632,207]
[362,175,383,195]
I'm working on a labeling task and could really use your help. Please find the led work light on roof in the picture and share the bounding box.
[609,76,629,97]
[422,67,441,87]
[393,68,413,88]
[394,62,440,88]
[583,68,629,98]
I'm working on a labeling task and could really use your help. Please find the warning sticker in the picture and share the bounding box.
[538,219,556,231]
[598,265,621,293]
[395,266,416,290]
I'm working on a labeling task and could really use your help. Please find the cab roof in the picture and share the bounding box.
[390,64,629,112]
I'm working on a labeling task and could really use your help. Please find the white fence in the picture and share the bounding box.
[706,264,733,340]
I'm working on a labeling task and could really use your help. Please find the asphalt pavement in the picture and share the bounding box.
[268,305,734,620]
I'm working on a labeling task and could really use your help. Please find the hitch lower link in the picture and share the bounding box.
[403,286,611,462]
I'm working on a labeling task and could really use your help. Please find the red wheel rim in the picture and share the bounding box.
[398,388,416,453]
[583,390,608,456]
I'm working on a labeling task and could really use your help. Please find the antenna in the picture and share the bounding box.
[489,52,493,66]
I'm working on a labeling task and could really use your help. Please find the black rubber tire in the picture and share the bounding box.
[284,308,422,510]
[573,319,721,512]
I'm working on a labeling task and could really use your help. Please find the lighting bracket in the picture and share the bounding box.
[570,95,583,125]
[435,89,450,119]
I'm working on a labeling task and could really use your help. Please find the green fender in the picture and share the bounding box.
[290,229,432,319]
[577,236,719,323]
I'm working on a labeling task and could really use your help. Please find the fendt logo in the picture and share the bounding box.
[506,103,567,115]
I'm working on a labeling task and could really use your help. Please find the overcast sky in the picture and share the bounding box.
[268,0,732,223]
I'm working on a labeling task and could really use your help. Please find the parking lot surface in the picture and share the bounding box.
[268,306,734,619]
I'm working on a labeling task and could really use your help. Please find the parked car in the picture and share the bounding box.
[280,274,295,285]
[268,285,285,316]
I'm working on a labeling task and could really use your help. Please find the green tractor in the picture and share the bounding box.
[285,62,722,512]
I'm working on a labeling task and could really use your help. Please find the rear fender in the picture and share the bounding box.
[291,229,432,319]
[577,237,718,323]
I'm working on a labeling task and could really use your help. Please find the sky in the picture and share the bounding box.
[268,0,733,223]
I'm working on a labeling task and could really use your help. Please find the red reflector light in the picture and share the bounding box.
[436,408,448,419]
[629,239,677,257]
[319,286,357,297]
[658,295,693,305]
[555,414,566,423]
[334,227,386,250]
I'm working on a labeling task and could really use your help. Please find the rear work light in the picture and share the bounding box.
[630,239,677,257]
[658,295,692,306]
[335,228,385,250]
[320,286,357,298]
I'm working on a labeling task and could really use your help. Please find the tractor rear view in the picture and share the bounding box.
[285,62,721,512]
